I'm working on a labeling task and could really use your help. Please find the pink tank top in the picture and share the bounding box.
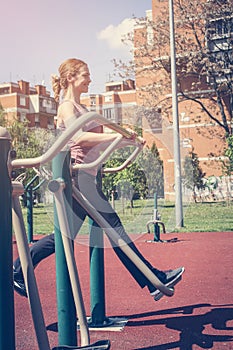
[57,100,102,176]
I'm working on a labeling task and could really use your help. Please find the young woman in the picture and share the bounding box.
[14,58,184,300]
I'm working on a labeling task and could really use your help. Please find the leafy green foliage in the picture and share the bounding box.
[137,142,164,197]
[102,142,164,205]
[102,147,147,203]
[0,104,7,127]
[183,148,206,192]
[223,135,233,174]
[0,104,53,183]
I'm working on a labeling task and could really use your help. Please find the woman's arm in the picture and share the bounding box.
[57,101,143,148]
[75,131,119,147]
[76,132,145,152]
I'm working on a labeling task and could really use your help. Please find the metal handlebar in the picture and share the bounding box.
[103,145,142,174]
[72,134,124,171]
[11,112,144,172]
[11,112,100,169]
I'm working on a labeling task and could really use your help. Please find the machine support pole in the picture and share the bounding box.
[0,127,15,350]
[27,185,33,243]
[153,193,160,242]
[52,150,77,346]
[89,169,112,327]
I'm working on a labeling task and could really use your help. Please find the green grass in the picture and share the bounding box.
[112,198,233,233]
[22,198,233,237]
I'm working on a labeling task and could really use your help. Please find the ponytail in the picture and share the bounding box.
[51,74,61,103]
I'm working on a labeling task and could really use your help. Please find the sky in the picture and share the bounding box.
[2,0,151,94]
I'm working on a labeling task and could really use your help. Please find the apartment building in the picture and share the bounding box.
[0,77,137,131]
[0,80,57,129]
[81,79,137,127]
[134,0,232,200]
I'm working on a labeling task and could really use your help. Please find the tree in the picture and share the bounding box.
[137,142,164,198]
[102,147,148,208]
[0,105,54,182]
[183,148,206,201]
[114,0,233,138]
[0,104,7,127]
[174,0,233,137]
[223,134,233,174]
[102,142,164,207]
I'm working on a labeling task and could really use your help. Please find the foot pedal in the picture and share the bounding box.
[52,339,111,350]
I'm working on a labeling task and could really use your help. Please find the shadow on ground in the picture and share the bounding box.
[126,303,233,350]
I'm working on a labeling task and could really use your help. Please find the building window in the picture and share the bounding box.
[182,138,192,148]
[42,99,53,108]
[206,15,233,83]
[207,16,233,45]
[104,95,113,102]
[20,96,26,106]
[0,87,10,95]
[214,18,233,36]
[90,97,96,106]
[180,112,190,123]
[19,113,26,122]
[103,108,115,120]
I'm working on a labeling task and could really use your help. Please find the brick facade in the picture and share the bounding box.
[81,79,137,126]
[134,0,231,200]
[0,80,57,129]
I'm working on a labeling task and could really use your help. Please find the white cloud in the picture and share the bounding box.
[97,18,135,51]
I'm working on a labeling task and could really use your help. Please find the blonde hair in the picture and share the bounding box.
[51,58,87,102]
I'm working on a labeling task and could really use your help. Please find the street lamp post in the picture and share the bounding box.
[169,0,184,228]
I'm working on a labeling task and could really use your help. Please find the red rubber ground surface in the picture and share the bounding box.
[14,231,233,350]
